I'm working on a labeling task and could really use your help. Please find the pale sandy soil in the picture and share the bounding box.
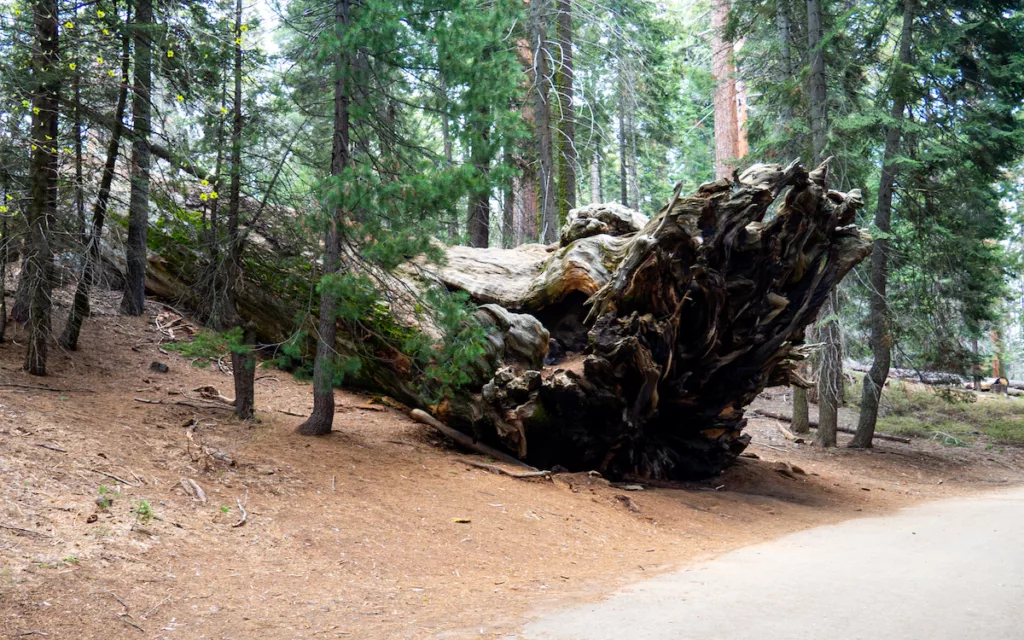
[2,290,1022,639]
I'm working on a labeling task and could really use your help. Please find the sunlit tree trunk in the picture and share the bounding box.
[710,0,739,179]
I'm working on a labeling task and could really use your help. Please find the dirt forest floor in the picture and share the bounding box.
[2,293,1024,639]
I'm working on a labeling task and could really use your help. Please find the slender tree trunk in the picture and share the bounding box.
[73,74,85,241]
[24,0,60,375]
[10,256,30,323]
[710,0,739,179]
[120,0,153,316]
[805,0,842,444]
[530,0,556,243]
[225,0,255,420]
[502,147,514,248]
[627,98,639,209]
[0,177,9,343]
[589,148,602,204]
[777,0,809,426]
[205,81,229,325]
[438,76,459,242]
[806,0,827,164]
[617,64,628,207]
[815,289,841,447]
[467,108,491,249]
[61,1,132,350]
[298,0,351,436]
[553,0,575,226]
[852,0,916,448]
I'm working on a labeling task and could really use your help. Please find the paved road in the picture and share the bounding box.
[518,487,1024,640]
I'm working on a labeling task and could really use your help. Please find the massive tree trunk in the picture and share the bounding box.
[60,2,132,351]
[416,161,869,479]
[554,0,576,226]
[297,0,352,436]
[120,0,154,316]
[853,0,916,448]
[24,0,60,376]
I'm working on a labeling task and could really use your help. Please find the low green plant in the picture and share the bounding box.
[96,485,114,509]
[131,499,154,529]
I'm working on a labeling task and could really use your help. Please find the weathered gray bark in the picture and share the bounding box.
[853,0,916,448]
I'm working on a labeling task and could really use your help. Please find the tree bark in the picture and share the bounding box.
[297,0,351,436]
[852,0,916,448]
[710,0,739,179]
[814,289,841,447]
[617,63,629,208]
[73,74,85,241]
[61,1,132,351]
[805,0,843,440]
[226,0,255,420]
[553,0,576,226]
[23,0,60,376]
[529,0,556,243]
[120,0,154,316]
[590,147,602,204]
[502,147,515,248]
[0,177,9,343]
[467,106,491,248]
[806,0,827,164]
[791,387,810,433]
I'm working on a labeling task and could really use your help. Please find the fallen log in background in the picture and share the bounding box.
[752,408,911,444]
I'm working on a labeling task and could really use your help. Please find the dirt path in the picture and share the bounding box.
[2,294,1023,638]
[519,486,1024,640]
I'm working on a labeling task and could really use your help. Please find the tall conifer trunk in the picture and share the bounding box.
[553,0,575,225]
[120,0,153,316]
[853,0,917,448]
[530,0,556,242]
[226,0,255,420]
[298,0,351,436]
[710,0,739,179]
[805,0,842,448]
[23,0,59,375]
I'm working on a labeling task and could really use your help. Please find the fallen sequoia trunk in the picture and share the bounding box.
[412,162,872,479]
[130,161,870,480]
